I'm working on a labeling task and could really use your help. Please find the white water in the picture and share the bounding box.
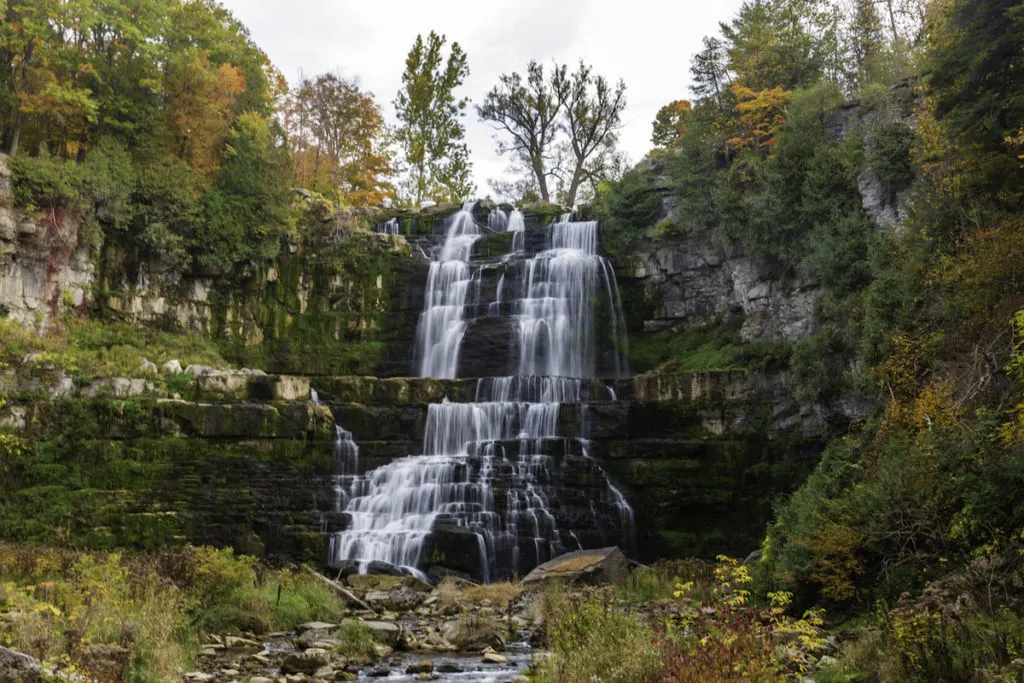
[330,211,634,579]
[414,203,480,379]
[377,217,399,235]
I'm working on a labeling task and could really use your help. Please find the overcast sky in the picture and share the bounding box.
[219,0,747,199]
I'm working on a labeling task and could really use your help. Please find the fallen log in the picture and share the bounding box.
[301,565,376,613]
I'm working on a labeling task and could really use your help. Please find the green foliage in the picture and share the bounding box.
[0,316,228,382]
[628,320,792,374]
[594,165,661,256]
[534,591,661,683]
[866,122,917,190]
[0,544,347,680]
[9,151,83,211]
[394,31,474,205]
[332,621,380,663]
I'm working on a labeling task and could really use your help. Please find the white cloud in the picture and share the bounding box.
[220,0,747,199]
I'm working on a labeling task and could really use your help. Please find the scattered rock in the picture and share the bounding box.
[184,364,215,376]
[414,674,440,681]
[520,546,630,587]
[367,667,390,677]
[139,359,158,375]
[184,674,214,682]
[482,652,509,664]
[406,660,433,674]
[426,565,478,586]
[223,635,258,647]
[347,573,432,593]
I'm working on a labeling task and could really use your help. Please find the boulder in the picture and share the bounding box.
[520,547,630,587]
[342,619,403,647]
[406,660,433,674]
[281,648,330,674]
[366,560,405,576]
[441,616,506,651]
[162,359,183,375]
[0,646,43,682]
[139,359,158,375]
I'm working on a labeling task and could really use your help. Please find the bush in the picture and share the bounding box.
[534,592,661,683]
[10,151,84,211]
[866,122,917,190]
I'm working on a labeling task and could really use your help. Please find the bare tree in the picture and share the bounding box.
[555,61,627,208]
[477,61,567,202]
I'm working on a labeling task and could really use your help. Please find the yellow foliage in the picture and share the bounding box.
[805,521,867,601]
[1006,124,1024,164]
[726,84,791,153]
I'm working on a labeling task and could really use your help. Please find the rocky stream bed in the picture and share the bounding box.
[182,572,541,683]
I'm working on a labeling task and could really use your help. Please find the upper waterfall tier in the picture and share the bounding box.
[412,206,629,380]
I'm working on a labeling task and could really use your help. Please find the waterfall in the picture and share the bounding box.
[376,217,399,235]
[509,209,525,252]
[329,208,634,580]
[414,203,480,379]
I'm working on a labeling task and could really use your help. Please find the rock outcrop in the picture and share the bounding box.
[628,238,820,342]
[521,547,630,587]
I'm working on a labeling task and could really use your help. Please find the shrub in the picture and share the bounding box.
[534,592,661,683]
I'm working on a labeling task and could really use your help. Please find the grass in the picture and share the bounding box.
[615,558,715,603]
[628,320,793,374]
[0,543,348,681]
[0,316,231,382]
[533,589,660,683]
[333,621,379,663]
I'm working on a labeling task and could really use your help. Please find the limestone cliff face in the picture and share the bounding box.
[628,237,821,343]
[0,154,95,330]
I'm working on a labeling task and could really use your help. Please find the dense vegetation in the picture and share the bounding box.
[595,0,1024,678]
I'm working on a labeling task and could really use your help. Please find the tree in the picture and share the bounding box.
[164,48,246,182]
[394,31,473,205]
[286,73,394,206]
[0,0,98,156]
[652,99,692,149]
[477,60,566,202]
[848,0,886,88]
[690,36,732,101]
[194,111,292,272]
[556,61,627,207]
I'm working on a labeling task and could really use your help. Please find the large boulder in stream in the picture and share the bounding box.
[520,547,630,587]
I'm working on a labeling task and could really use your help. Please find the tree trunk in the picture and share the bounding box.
[532,154,549,202]
[565,165,584,209]
[9,108,23,156]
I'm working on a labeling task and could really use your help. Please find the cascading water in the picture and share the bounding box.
[414,203,480,379]
[376,217,399,235]
[329,209,634,580]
